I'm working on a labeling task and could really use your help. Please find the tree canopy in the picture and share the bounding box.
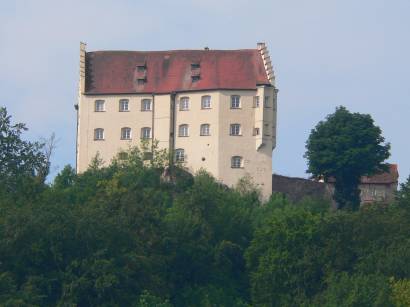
[1,107,409,306]
[305,106,390,210]
[0,107,49,197]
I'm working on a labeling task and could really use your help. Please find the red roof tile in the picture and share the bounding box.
[326,164,399,184]
[84,49,271,94]
[361,164,399,184]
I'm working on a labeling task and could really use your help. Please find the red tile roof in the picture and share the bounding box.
[84,49,271,94]
[361,164,399,184]
[326,164,399,184]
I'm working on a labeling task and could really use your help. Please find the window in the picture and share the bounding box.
[178,124,189,137]
[200,124,210,136]
[121,127,131,140]
[192,75,200,82]
[118,152,128,160]
[143,152,153,160]
[94,128,104,140]
[231,156,243,168]
[230,124,241,136]
[264,96,270,108]
[141,127,151,139]
[264,123,270,136]
[175,148,185,162]
[141,99,152,111]
[231,95,241,109]
[180,97,189,111]
[191,63,200,69]
[253,127,260,136]
[137,79,146,85]
[253,96,260,108]
[137,65,146,72]
[95,100,105,112]
[201,96,211,109]
[119,99,129,112]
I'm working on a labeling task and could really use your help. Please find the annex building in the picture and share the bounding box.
[76,43,277,199]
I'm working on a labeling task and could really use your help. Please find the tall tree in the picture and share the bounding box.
[0,107,48,195]
[305,106,390,210]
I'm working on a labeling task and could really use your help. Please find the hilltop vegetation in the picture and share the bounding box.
[1,107,410,306]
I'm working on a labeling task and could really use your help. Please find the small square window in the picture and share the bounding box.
[253,127,260,136]
[119,99,129,112]
[175,149,185,162]
[192,75,200,82]
[200,124,210,136]
[141,99,152,111]
[231,156,243,168]
[137,65,146,72]
[121,127,132,140]
[264,96,270,108]
[95,100,105,112]
[143,152,153,160]
[178,124,189,137]
[201,96,211,109]
[253,96,260,108]
[230,124,241,136]
[141,127,151,139]
[94,128,104,140]
[118,152,128,160]
[180,97,189,111]
[137,79,146,85]
[231,95,241,109]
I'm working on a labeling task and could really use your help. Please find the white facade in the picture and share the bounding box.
[76,43,278,199]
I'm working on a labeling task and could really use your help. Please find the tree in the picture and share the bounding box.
[397,175,410,206]
[305,106,390,210]
[0,107,49,195]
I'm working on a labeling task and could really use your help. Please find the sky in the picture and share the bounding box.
[1,0,409,182]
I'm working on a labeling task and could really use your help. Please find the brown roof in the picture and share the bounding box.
[326,164,399,184]
[361,164,399,184]
[84,49,271,95]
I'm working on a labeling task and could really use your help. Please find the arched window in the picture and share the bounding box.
[178,124,189,137]
[94,128,104,140]
[201,95,211,109]
[200,124,210,136]
[175,148,185,162]
[119,99,129,112]
[121,127,131,140]
[230,95,241,109]
[231,156,243,168]
[141,99,152,111]
[95,100,105,112]
[230,124,241,136]
[180,97,189,111]
[141,127,151,139]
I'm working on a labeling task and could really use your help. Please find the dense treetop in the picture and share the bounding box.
[1,106,409,306]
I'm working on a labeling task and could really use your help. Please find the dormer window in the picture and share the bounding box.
[137,79,146,85]
[137,65,146,72]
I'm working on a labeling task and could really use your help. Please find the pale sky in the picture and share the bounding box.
[1,0,409,182]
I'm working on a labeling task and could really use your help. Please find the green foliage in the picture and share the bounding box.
[390,278,410,307]
[246,205,325,306]
[397,175,410,206]
[316,273,393,307]
[0,107,49,198]
[0,110,408,306]
[305,106,390,210]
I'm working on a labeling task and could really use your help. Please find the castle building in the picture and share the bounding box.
[76,43,277,199]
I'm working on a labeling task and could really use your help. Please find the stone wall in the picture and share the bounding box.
[272,174,333,203]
